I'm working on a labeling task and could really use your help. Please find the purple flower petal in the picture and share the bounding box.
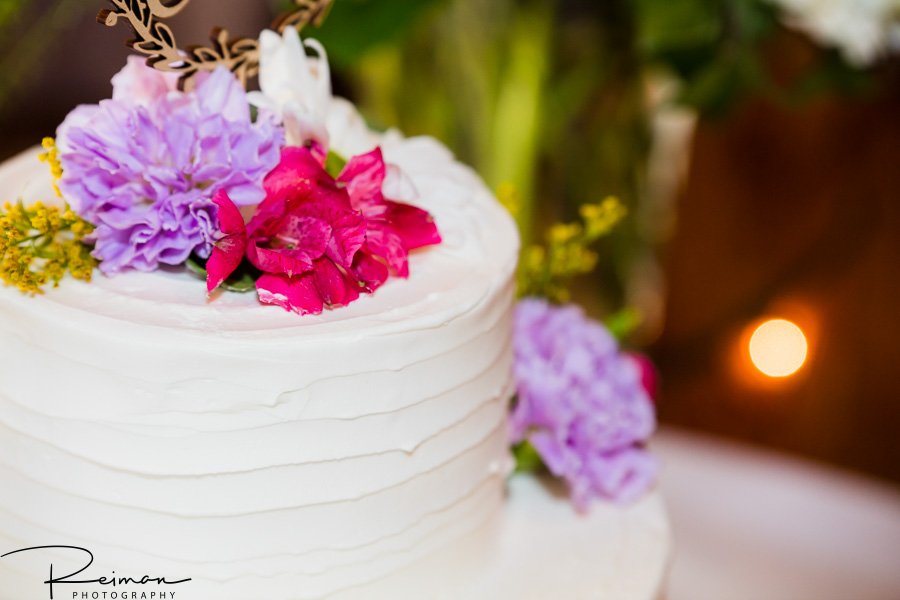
[58,62,284,274]
[511,298,658,509]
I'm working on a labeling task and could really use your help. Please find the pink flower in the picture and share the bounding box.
[248,147,375,315]
[111,56,251,123]
[207,146,442,316]
[339,148,442,278]
[206,191,248,294]
[625,352,660,402]
[111,56,178,106]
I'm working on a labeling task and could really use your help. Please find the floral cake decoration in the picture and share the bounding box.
[502,192,659,509]
[0,0,657,511]
[2,0,440,316]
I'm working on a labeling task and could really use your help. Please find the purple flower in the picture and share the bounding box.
[511,298,658,510]
[57,57,284,273]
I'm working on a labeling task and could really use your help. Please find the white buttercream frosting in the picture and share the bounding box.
[0,94,520,599]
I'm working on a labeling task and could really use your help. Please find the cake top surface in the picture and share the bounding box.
[0,115,518,339]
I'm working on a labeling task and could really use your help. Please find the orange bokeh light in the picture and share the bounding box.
[748,319,808,378]
[728,306,817,391]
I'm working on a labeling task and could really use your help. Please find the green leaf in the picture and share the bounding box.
[604,307,643,342]
[513,440,544,474]
[635,0,722,58]
[185,255,258,294]
[185,255,208,280]
[325,150,348,178]
[220,272,258,294]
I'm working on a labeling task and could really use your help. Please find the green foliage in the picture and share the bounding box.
[637,0,723,54]
[0,200,95,294]
[185,256,258,294]
[604,306,644,342]
[634,0,779,114]
[0,0,28,31]
[513,440,544,474]
[324,149,348,178]
[307,0,446,68]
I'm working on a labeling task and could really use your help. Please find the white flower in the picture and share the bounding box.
[250,28,381,157]
[770,0,900,66]
[250,28,418,200]
[323,96,381,158]
[249,28,333,147]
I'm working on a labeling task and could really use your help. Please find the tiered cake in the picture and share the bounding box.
[0,4,670,598]
[0,137,670,600]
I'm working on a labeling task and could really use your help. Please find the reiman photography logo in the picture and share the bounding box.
[1,545,191,600]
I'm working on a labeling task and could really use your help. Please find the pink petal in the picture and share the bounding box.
[324,209,367,268]
[207,191,248,293]
[339,147,386,211]
[253,202,364,270]
[365,228,410,277]
[111,56,178,106]
[385,201,442,249]
[247,240,317,277]
[207,236,247,294]
[352,253,390,293]
[257,273,324,315]
[263,147,346,210]
[312,259,361,308]
[275,213,333,256]
[212,191,247,237]
[626,353,659,402]
[247,190,356,248]
[246,193,291,240]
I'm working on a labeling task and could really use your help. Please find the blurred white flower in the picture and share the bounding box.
[770,0,900,66]
[248,28,415,199]
[249,28,381,157]
[249,28,332,147]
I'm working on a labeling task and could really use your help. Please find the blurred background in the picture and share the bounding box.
[1,1,899,597]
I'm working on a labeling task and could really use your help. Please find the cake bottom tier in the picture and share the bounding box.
[0,475,670,600]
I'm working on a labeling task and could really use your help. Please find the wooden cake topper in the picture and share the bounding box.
[98,0,334,91]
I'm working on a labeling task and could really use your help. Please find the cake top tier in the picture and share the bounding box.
[0,133,518,338]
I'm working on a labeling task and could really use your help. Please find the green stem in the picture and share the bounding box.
[16,233,45,245]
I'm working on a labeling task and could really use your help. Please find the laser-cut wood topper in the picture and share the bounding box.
[98,0,333,91]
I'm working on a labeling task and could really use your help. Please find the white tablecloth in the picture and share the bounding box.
[655,427,900,600]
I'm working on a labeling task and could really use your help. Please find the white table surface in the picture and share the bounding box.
[655,427,900,600]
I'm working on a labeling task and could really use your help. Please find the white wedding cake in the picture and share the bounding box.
[0,127,522,597]
[0,138,669,600]
[0,5,669,599]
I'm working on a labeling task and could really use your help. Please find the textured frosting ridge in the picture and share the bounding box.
[0,106,520,598]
